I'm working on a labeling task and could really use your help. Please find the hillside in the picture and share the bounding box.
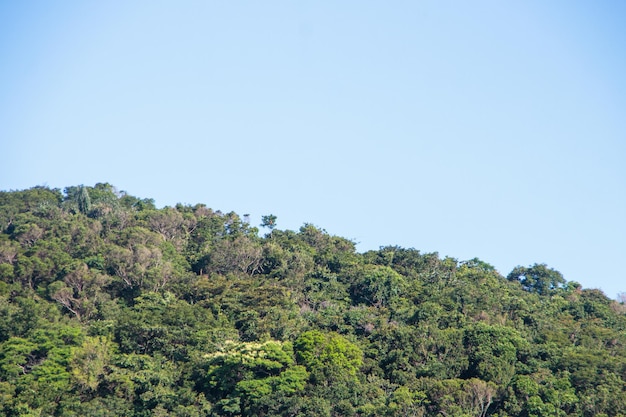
[1,183,625,417]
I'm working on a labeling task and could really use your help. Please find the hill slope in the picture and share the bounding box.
[1,183,625,416]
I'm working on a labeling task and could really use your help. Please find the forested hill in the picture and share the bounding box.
[1,183,625,417]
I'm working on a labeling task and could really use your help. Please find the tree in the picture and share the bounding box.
[463,322,526,386]
[6,183,626,416]
[348,264,406,308]
[507,263,565,296]
[49,263,110,320]
[294,330,362,386]
[70,336,114,393]
[63,185,92,215]
[201,340,309,416]
[261,215,277,230]
[206,236,263,276]
[77,186,92,215]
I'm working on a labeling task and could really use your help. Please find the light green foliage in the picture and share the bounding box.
[203,340,308,416]
[70,335,114,392]
[506,371,578,417]
[294,330,363,385]
[0,337,38,378]
[105,353,180,411]
[0,324,84,415]
[387,386,427,417]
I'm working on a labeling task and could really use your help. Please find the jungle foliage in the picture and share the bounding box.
[0,184,625,417]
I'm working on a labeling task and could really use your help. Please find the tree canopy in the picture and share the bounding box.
[0,184,625,416]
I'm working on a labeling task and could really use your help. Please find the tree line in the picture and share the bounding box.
[0,183,625,416]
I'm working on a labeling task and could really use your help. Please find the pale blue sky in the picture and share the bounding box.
[1,1,625,298]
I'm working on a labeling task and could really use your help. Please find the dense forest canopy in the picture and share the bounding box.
[0,183,625,417]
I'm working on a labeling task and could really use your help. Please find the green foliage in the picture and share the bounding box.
[507,263,565,295]
[201,340,308,416]
[260,214,277,230]
[0,184,625,416]
[349,264,406,309]
[294,330,363,385]
[70,335,114,392]
[463,322,527,385]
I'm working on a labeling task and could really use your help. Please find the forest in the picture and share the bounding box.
[0,183,625,417]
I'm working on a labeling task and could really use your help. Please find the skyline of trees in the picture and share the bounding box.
[0,183,625,416]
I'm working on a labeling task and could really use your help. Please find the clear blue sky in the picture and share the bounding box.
[1,1,625,298]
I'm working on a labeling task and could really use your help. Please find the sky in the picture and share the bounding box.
[1,1,625,298]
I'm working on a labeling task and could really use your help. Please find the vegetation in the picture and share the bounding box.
[0,183,625,416]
